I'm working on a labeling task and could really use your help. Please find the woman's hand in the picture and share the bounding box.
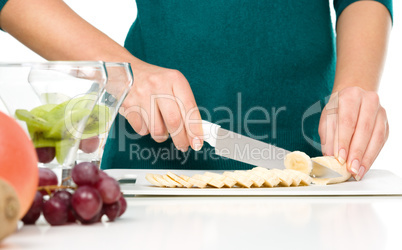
[120,63,203,152]
[319,86,389,181]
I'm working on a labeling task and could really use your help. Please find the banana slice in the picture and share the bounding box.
[153,174,175,187]
[282,169,302,186]
[223,171,253,188]
[192,174,224,188]
[284,151,313,175]
[235,170,264,187]
[167,172,193,188]
[145,173,164,187]
[180,175,208,188]
[270,169,293,187]
[284,169,312,186]
[162,174,183,188]
[311,156,351,185]
[251,167,281,187]
[204,172,236,188]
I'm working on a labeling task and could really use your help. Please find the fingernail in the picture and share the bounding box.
[338,149,346,165]
[179,147,187,153]
[355,166,366,181]
[192,137,203,151]
[350,159,359,174]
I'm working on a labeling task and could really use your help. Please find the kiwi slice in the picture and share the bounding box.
[30,104,57,117]
[43,94,96,126]
[32,137,57,148]
[15,109,51,130]
[55,139,77,165]
[45,109,91,139]
[82,104,111,139]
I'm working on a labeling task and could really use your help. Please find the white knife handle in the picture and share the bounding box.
[201,120,221,147]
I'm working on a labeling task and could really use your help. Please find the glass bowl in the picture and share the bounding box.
[0,61,107,183]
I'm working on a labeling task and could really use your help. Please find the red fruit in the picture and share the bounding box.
[104,202,121,222]
[39,168,58,187]
[36,147,55,163]
[79,136,100,153]
[0,112,38,219]
[118,196,127,217]
[21,191,43,225]
[43,196,69,226]
[38,168,58,195]
[72,186,102,221]
[95,177,121,204]
[71,162,99,186]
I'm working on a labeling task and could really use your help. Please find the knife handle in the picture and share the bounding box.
[201,120,221,147]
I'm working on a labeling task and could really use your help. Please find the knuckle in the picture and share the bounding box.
[379,106,387,118]
[339,115,356,130]
[131,121,149,136]
[168,69,184,80]
[151,125,166,137]
[341,86,362,100]
[360,120,373,133]
[351,148,365,159]
[165,112,182,129]
[134,84,151,98]
[182,99,196,110]
[375,127,387,144]
[348,86,364,97]
[366,91,380,105]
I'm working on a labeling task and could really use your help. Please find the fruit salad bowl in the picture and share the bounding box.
[77,62,133,166]
[0,61,107,182]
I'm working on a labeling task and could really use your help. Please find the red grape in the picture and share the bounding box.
[118,196,127,217]
[79,136,100,153]
[43,196,69,226]
[53,190,75,222]
[38,168,58,194]
[72,162,99,186]
[72,186,102,221]
[21,191,43,224]
[95,177,121,204]
[98,170,109,180]
[53,190,72,205]
[36,147,56,163]
[75,209,103,224]
[104,202,121,222]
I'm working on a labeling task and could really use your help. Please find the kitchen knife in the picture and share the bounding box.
[201,120,341,178]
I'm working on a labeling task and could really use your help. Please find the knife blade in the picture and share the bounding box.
[201,120,341,178]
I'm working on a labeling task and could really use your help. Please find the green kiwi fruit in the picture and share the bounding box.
[45,109,91,139]
[15,109,51,130]
[82,104,111,139]
[55,139,77,165]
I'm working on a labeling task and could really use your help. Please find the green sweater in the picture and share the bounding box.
[0,0,393,170]
[101,0,392,170]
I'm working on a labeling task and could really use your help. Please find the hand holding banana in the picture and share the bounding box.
[319,86,389,181]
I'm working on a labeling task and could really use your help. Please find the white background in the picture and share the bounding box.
[0,0,401,177]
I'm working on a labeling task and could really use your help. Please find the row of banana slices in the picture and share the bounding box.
[145,167,312,188]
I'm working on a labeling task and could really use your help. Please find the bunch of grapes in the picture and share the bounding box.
[21,162,127,226]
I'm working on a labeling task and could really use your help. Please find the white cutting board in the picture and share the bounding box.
[104,169,402,196]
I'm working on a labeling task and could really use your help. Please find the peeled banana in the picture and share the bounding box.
[284,151,312,175]
[310,156,352,185]
[284,151,351,185]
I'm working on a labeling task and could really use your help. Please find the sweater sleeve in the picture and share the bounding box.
[334,0,393,23]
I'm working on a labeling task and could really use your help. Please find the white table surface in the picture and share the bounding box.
[2,196,402,250]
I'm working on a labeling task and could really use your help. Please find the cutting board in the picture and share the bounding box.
[104,169,402,196]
